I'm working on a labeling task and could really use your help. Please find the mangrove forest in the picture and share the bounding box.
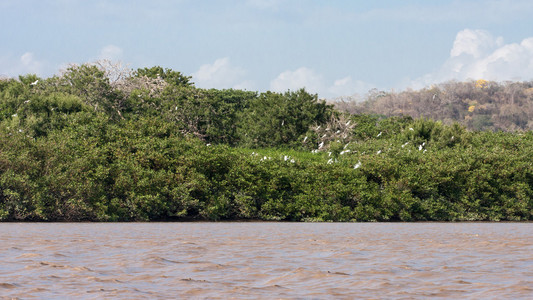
[1,62,533,221]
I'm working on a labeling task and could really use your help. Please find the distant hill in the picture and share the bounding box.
[333,80,533,132]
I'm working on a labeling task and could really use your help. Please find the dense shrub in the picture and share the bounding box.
[1,66,532,221]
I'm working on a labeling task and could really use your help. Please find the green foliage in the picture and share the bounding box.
[1,69,533,222]
[59,64,126,120]
[135,66,192,87]
[160,87,257,145]
[238,89,331,147]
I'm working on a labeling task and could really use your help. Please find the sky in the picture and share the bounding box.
[1,0,533,99]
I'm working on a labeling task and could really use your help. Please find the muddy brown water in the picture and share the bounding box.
[1,223,532,299]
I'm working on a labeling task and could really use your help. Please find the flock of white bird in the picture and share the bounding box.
[241,122,429,171]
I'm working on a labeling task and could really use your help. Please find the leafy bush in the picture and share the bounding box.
[1,68,532,222]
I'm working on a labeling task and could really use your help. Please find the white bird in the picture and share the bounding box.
[346,120,351,126]
[401,142,409,148]
[354,161,361,169]
[409,128,414,131]
[303,136,308,142]
[30,80,38,85]
[318,142,324,149]
[343,143,350,149]
[284,155,289,161]
[327,158,333,164]
[336,130,341,134]
[290,159,295,163]
[206,143,211,147]
[328,152,332,157]
[377,132,382,137]
[377,150,382,154]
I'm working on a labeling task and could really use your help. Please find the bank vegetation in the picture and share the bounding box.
[1,62,532,221]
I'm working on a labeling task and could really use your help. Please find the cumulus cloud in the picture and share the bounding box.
[270,67,324,94]
[270,68,374,98]
[450,29,503,59]
[0,52,46,77]
[98,45,123,61]
[413,29,533,88]
[328,76,375,98]
[193,57,254,90]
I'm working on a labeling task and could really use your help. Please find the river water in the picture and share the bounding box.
[1,223,532,299]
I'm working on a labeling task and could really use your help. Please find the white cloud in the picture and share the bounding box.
[450,29,503,59]
[98,45,123,61]
[270,67,324,94]
[193,57,254,90]
[328,76,375,98]
[413,29,533,88]
[270,68,374,99]
[0,52,46,77]
[20,52,45,74]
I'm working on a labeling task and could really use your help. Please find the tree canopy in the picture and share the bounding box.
[1,62,532,222]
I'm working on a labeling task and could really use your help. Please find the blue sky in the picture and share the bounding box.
[2,0,533,98]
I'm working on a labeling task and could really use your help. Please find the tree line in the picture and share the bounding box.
[334,79,533,132]
[1,62,532,221]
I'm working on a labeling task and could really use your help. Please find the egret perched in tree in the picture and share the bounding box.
[354,161,361,169]
[30,80,38,85]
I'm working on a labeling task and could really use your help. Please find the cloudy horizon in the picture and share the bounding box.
[2,1,533,99]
